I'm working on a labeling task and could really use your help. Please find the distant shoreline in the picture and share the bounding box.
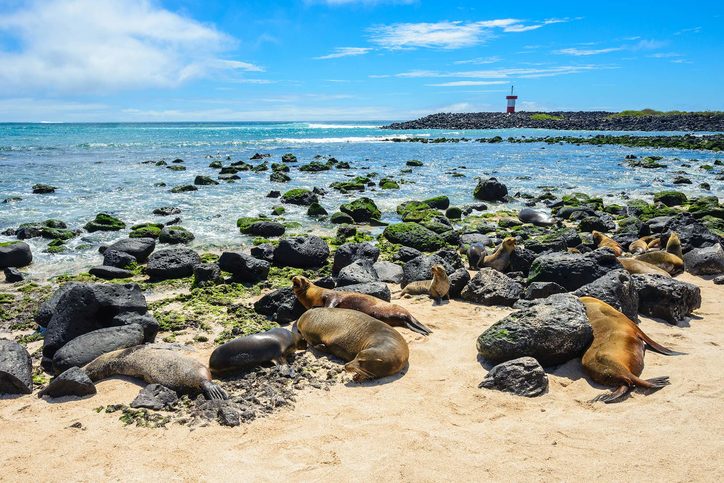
[383,111,724,132]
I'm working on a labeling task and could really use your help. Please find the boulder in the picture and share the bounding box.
[103,250,136,269]
[448,267,471,299]
[250,244,274,263]
[273,236,330,268]
[104,238,155,262]
[130,384,178,410]
[51,324,146,375]
[193,263,222,287]
[509,247,537,275]
[473,177,508,201]
[253,287,305,324]
[633,274,702,324]
[84,213,125,232]
[478,356,548,397]
[159,226,194,245]
[339,197,382,223]
[194,175,219,186]
[0,241,32,268]
[574,269,639,321]
[461,268,524,306]
[32,183,56,194]
[218,252,270,283]
[332,242,380,275]
[683,244,724,275]
[525,282,566,300]
[153,207,181,216]
[0,339,33,394]
[244,221,285,237]
[527,249,622,291]
[662,214,721,252]
[336,259,379,287]
[89,266,133,280]
[373,261,403,284]
[281,189,318,206]
[393,246,423,263]
[4,267,24,283]
[383,223,445,252]
[336,282,391,302]
[38,367,96,398]
[146,248,201,280]
[476,294,592,366]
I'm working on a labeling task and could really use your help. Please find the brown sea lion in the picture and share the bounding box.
[295,308,409,382]
[579,296,683,403]
[635,251,684,276]
[85,344,227,400]
[209,328,302,377]
[629,235,656,255]
[480,237,515,272]
[617,257,671,277]
[647,238,661,249]
[665,231,683,259]
[292,276,432,336]
[398,264,450,304]
[592,231,623,256]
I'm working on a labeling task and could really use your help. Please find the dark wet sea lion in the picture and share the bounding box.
[635,251,684,276]
[292,276,432,336]
[481,237,515,272]
[618,257,671,277]
[85,344,227,400]
[209,328,302,377]
[295,308,409,381]
[399,264,450,304]
[629,235,657,255]
[467,242,487,269]
[592,231,623,256]
[579,296,683,403]
[518,208,554,227]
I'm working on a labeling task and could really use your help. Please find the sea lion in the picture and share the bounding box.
[295,308,409,382]
[665,231,683,259]
[635,251,684,276]
[518,208,555,227]
[398,264,450,304]
[85,344,227,400]
[617,257,671,277]
[592,231,623,256]
[580,296,682,403]
[480,237,515,272]
[467,242,487,269]
[292,276,432,336]
[208,328,302,377]
[629,235,657,255]
[647,238,661,249]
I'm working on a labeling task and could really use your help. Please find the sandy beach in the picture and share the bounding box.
[1,272,722,482]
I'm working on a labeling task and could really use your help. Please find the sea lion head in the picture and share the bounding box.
[290,322,307,350]
[592,230,604,245]
[291,275,311,295]
[502,237,516,252]
[431,264,446,278]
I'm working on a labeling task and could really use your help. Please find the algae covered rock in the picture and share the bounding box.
[84,213,126,232]
[281,188,318,206]
[340,197,382,223]
[383,223,445,252]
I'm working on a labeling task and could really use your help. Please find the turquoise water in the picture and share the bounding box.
[0,122,721,278]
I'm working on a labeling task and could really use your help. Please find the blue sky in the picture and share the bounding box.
[0,0,721,121]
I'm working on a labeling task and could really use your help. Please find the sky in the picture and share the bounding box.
[0,0,722,122]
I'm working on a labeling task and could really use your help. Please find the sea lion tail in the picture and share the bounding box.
[405,315,432,336]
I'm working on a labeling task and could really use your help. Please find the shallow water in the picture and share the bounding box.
[0,122,721,279]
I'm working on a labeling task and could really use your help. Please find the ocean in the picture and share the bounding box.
[0,121,720,278]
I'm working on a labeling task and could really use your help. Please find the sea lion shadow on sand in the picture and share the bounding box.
[41,375,144,404]
[342,364,408,388]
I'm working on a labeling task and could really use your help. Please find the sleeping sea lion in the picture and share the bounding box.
[295,308,409,382]
[617,257,671,277]
[518,208,555,227]
[592,231,623,256]
[398,264,450,304]
[209,328,302,377]
[579,296,683,403]
[635,251,684,276]
[292,276,432,336]
[480,237,515,272]
[466,242,487,269]
[647,238,661,249]
[629,235,657,255]
[85,344,227,400]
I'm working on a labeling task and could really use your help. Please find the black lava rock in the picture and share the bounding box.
[461,268,524,306]
[0,339,33,395]
[632,274,702,324]
[146,248,201,280]
[478,356,549,397]
[38,367,96,398]
[332,242,380,275]
[130,384,178,410]
[219,252,270,283]
[527,249,622,291]
[574,269,639,321]
[0,241,33,268]
[273,236,330,268]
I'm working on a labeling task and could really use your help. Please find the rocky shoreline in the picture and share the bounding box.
[383,111,724,132]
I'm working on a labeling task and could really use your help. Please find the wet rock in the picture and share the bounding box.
[478,356,548,397]
[146,248,201,281]
[103,249,136,269]
[448,267,471,299]
[159,226,195,245]
[574,269,639,321]
[52,325,146,375]
[373,261,403,284]
[281,188,318,206]
[0,339,33,395]
[527,249,622,291]
[250,244,275,263]
[193,263,222,287]
[32,183,56,194]
[336,282,391,302]
[253,287,305,324]
[273,236,330,268]
[84,213,125,232]
[461,268,524,306]
[473,177,508,201]
[525,282,566,300]
[219,252,270,283]
[245,221,285,237]
[632,274,702,324]
[0,241,33,268]
[476,294,592,366]
[38,367,96,398]
[332,242,380,275]
[130,384,178,410]
[340,197,381,223]
[153,207,181,216]
[683,244,724,275]
[89,265,133,280]
[104,238,156,262]
[194,175,219,186]
[4,267,24,283]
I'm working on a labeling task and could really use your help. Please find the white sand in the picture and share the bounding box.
[1,273,723,482]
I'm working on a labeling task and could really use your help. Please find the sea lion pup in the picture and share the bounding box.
[665,231,683,259]
[518,207,554,227]
[209,328,302,377]
[629,235,657,255]
[480,237,516,272]
[292,276,432,336]
[466,242,487,269]
[592,231,623,256]
[295,308,409,382]
[399,264,450,305]
[85,344,228,400]
[579,296,683,403]
[617,257,671,277]
[635,251,684,276]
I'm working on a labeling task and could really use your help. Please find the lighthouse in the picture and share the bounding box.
[506,85,517,114]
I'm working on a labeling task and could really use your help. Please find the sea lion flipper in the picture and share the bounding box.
[591,385,630,404]
[633,375,670,389]
[405,316,432,336]
[201,381,228,400]
[635,328,685,356]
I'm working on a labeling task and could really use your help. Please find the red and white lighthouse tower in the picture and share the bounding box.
[506,85,517,114]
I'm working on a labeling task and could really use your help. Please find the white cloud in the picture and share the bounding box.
[649,52,682,59]
[375,64,608,80]
[314,47,372,60]
[368,18,572,50]
[0,0,262,94]
[557,47,623,56]
[426,81,508,87]
[454,56,501,65]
